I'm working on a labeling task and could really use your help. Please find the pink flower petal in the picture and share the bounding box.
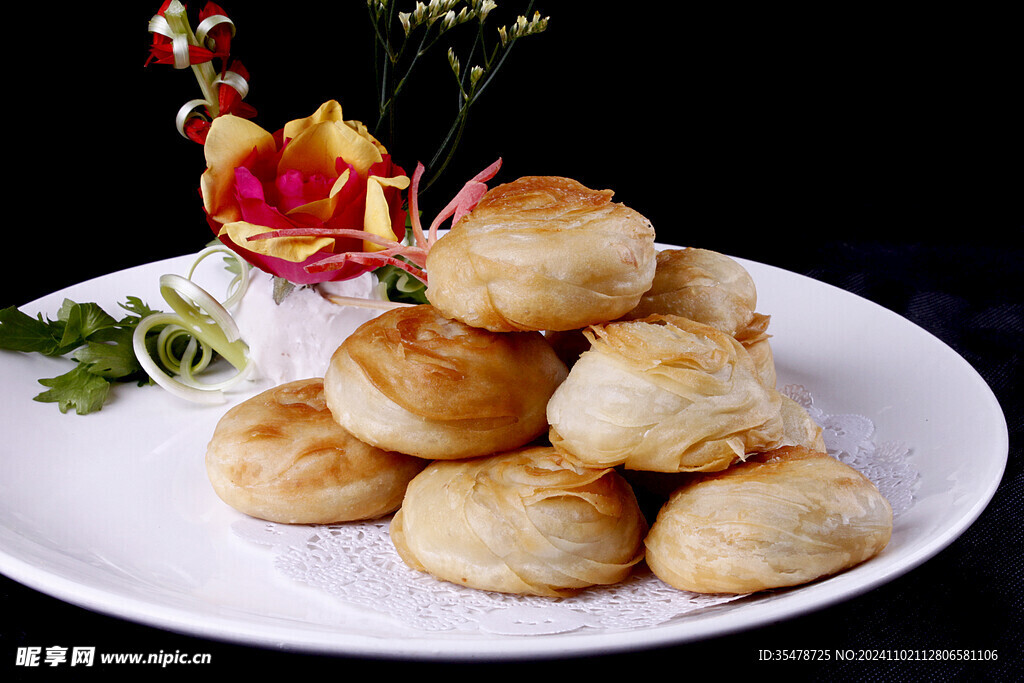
[427,158,502,243]
[274,169,334,213]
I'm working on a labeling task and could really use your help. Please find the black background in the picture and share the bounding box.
[4,1,1021,680]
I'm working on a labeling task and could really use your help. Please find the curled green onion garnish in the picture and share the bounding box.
[133,246,253,404]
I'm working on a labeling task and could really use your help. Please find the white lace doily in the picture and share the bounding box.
[232,385,919,635]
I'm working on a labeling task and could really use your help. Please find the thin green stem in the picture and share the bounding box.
[422,36,520,190]
[368,1,547,194]
[422,111,470,192]
[378,17,457,148]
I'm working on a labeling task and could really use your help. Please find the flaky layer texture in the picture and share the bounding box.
[425,176,657,332]
[624,247,775,385]
[390,446,648,597]
[547,315,786,472]
[206,378,426,524]
[624,248,766,336]
[324,304,567,459]
[644,446,893,594]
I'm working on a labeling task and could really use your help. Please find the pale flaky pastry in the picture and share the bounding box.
[621,395,823,504]
[425,175,658,332]
[205,378,426,524]
[547,315,787,473]
[623,247,775,386]
[544,247,776,385]
[324,304,568,460]
[644,446,892,594]
[390,446,648,597]
[778,393,827,452]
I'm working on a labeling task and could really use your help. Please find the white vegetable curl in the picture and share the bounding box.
[132,246,253,404]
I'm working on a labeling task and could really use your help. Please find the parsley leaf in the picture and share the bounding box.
[119,296,159,322]
[0,307,76,356]
[34,364,112,415]
[58,300,118,346]
[71,330,144,380]
[1,296,165,415]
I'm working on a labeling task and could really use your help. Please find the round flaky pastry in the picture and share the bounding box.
[624,247,776,386]
[644,446,893,594]
[324,304,568,460]
[390,446,648,597]
[547,315,787,473]
[205,378,426,524]
[425,175,658,332]
[624,248,768,340]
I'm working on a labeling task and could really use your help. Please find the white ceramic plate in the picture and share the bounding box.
[0,253,1008,660]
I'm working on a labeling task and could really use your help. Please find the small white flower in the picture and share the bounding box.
[479,0,497,19]
[514,14,528,36]
[447,47,460,75]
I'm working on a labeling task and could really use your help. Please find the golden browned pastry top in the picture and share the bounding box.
[208,379,344,494]
[424,175,657,332]
[644,445,893,594]
[340,304,567,423]
[205,378,425,524]
[466,175,616,217]
[624,248,770,344]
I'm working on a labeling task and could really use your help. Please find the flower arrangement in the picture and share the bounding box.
[0,0,550,413]
[134,0,551,403]
[147,0,548,294]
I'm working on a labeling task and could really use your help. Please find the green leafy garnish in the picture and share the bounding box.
[34,364,112,415]
[375,263,430,305]
[0,297,165,415]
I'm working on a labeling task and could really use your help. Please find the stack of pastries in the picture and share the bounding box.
[206,175,892,598]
